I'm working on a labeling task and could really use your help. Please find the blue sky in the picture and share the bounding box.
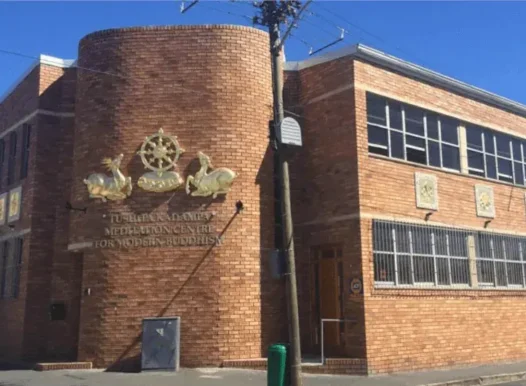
[0,1,525,103]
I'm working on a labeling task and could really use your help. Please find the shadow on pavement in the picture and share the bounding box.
[0,362,33,371]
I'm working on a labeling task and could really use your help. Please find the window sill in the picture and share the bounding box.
[375,283,470,290]
[374,283,526,292]
[368,153,526,190]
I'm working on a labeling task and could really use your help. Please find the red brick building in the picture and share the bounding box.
[2,25,526,375]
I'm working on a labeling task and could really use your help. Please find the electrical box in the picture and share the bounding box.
[141,317,180,372]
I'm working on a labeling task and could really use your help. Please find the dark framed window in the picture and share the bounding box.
[7,131,17,186]
[366,93,460,171]
[0,139,5,189]
[0,242,7,298]
[467,125,526,186]
[0,238,23,299]
[20,124,31,179]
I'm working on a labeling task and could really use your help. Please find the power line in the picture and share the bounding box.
[315,1,432,68]
[299,14,340,39]
[289,32,312,53]
[229,0,257,8]
[0,48,126,79]
[0,47,216,98]
[201,3,254,23]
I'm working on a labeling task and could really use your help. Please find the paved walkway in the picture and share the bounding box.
[1,361,526,386]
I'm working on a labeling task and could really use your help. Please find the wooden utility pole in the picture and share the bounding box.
[271,16,302,386]
[254,2,310,386]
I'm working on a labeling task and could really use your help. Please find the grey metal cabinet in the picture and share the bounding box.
[141,317,180,371]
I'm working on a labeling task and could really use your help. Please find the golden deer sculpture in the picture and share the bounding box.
[83,154,132,202]
[185,152,237,199]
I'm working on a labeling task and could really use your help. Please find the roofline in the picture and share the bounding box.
[284,43,526,119]
[0,55,75,105]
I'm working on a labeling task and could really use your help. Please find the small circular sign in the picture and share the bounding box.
[350,278,363,295]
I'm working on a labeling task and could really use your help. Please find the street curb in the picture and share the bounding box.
[422,371,526,386]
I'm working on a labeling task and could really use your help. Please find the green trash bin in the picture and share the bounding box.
[267,343,288,386]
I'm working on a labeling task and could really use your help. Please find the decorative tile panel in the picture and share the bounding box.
[475,184,495,218]
[0,193,7,225]
[8,186,22,223]
[415,172,438,210]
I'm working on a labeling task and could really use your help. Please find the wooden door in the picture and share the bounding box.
[310,246,344,357]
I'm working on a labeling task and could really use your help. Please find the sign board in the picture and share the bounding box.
[278,117,302,146]
[349,277,363,297]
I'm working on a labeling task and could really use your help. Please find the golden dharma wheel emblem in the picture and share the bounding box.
[137,128,185,192]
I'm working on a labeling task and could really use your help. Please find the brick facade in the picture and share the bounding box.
[3,25,526,375]
[0,60,76,362]
[355,60,526,374]
[69,25,285,370]
[285,48,526,375]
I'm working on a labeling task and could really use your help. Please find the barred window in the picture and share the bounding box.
[366,93,460,171]
[475,233,526,287]
[467,125,525,185]
[0,238,23,299]
[373,221,470,287]
[373,220,526,289]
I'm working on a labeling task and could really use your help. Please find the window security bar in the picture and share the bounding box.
[373,220,526,290]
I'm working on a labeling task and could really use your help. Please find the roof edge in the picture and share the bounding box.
[0,54,76,106]
[285,43,526,119]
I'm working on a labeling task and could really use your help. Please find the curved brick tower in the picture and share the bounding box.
[68,25,284,369]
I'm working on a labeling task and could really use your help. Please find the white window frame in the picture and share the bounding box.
[477,236,526,289]
[467,126,526,186]
[366,94,461,173]
[373,221,471,289]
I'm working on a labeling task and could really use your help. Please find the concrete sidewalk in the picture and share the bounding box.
[1,361,526,386]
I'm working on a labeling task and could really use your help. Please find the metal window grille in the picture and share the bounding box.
[475,232,526,288]
[366,92,461,172]
[373,220,526,290]
[373,220,470,288]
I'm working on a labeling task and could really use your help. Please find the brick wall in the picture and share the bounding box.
[0,61,77,363]
[70,25,285,369]
[353,59,526,373]
[287,53,526,375]
[0,67,39,360]
[286,58,366,359]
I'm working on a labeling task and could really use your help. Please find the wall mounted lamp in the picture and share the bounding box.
[235,200,244,214]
